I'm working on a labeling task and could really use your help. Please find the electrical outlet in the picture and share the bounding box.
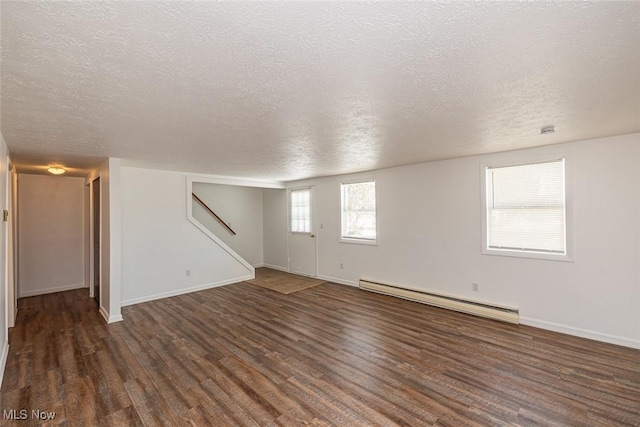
[340,263,344,269]
[472,282,479,292]
[186,269,191,277]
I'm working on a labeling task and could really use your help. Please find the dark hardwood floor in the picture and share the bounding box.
[2,282,639,426]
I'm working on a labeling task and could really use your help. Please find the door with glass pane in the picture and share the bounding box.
[288,187,317,277]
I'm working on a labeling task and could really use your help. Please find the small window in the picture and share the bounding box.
[484,159,568,259]
[341,180,377,243]
[290,188,311,233]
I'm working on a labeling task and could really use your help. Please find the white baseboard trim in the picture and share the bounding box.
[121,275,253,307]
[263,264,289,272]
[8,306,17,329]
[98,306,123,324]
[99,306,110,323]
[253,263,265,268]
[0,341,8,389]
[19,283,85,298]
[520,316,640,349]
[108,314,124,323]
[317,274,359,287]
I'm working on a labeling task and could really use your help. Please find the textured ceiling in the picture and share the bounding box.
[1,1,639,181]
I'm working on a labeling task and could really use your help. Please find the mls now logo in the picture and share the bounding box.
[3,409,56,420]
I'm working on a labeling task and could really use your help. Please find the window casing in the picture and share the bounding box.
[340,180,377,244]
[482,158,571,261]
[290,188,311,233]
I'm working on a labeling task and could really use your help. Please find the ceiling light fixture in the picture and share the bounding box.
[47,166,66,175]
[541,126,555,135]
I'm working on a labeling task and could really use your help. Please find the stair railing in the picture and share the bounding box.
[192,193,237,235]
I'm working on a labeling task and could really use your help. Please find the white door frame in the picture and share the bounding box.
[287,185,318,277]
[6,158,17,328]
[89,177,100,302]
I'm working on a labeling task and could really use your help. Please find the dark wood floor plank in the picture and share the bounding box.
[283,376,374,427]
[219,355,315,425]
[194,376,263,427]
[119,329,197,421]
[123,375,184,426]
[206,357,280,425]
[76,376,100,425]
[101,404,146,426]
[1,280,639,426]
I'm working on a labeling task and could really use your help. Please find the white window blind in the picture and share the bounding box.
[290,188,311,233]
[341,181,376,241]
[486,159,566,254]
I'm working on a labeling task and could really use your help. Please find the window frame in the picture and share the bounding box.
[289,186,313,234]
[339,178,378,246]
[480,154,574,262]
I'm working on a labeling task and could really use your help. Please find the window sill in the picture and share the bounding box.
[339,237,378,246]
[482,247,573,262]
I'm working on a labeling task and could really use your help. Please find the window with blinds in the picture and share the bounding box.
[485,159,566,255]
[341,180,377,243]
[290,188,311,233]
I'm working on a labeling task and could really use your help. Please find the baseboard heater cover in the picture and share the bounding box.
[359,279,519,324]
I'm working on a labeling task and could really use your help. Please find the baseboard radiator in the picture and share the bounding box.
[359,279,519,324]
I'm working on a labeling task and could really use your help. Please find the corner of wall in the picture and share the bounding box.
[107,158,122,321]
[93,158,123,323]
[0,340,8,388]
[99,305,123,324]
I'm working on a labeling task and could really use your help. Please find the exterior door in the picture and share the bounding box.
[288,187,317,277]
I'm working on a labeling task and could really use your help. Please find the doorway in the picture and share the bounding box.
[6,159,17,327]
[288,186,317,277]
[92,177,100,305]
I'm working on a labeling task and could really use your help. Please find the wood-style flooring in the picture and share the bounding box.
[2,282,639,426]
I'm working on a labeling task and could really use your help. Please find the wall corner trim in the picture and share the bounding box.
[98,306,109,323]
[98,307,122,324]
[107,314,124,324]
[99,306,110,324]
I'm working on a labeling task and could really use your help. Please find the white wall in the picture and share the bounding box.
[263,188,288,270]
[276,133,640,348]
[17,174,85,297]
[192,182,263,267]
[0,133,10,386]
[121,167,252,306]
